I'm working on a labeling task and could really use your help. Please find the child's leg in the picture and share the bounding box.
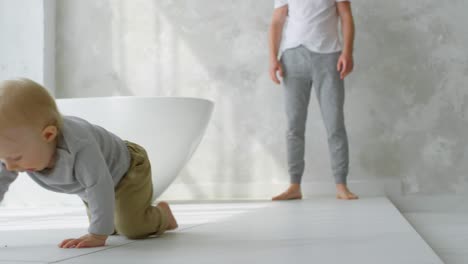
[155,201,178,230]
[114,142,177,239]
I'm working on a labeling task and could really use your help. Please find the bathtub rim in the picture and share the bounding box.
[55,96,215,106]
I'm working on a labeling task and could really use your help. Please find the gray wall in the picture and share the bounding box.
[54,0,468,199]
[0,0,46,86]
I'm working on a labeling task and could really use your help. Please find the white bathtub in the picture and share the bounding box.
[56,96,214,200]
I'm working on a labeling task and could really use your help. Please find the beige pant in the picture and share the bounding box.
[85,141,168,239]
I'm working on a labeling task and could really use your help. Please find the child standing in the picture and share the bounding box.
[0,78,178,248]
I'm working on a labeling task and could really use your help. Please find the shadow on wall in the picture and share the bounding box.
[55,0,134,98]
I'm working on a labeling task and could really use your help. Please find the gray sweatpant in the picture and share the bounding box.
[281,45,349,185]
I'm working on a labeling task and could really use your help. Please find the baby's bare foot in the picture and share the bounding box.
[272,184,302,201]
[157,202,178,230]
[336,184,359,200]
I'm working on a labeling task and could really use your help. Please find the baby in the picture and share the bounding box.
[0,78,178,248]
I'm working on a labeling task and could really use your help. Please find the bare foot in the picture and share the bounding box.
[157,201,178,230]
[272,184,303,201]
[336,184,359,200]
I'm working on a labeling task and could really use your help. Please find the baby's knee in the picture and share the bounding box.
[115,217,149,239]
[117,224,148,239]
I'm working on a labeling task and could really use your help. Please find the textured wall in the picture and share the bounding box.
[0,0,45,84]
[55,0,468,198]
[351,0,468,194]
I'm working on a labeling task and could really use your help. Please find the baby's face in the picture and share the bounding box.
[0,127,56,173]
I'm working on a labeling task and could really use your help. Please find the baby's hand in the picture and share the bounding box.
[59,233,107,248]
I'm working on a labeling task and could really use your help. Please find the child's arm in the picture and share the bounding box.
[59,144,115,248]
[337,1,355,79]
[0,163,18,203]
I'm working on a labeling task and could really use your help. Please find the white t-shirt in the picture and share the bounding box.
[274,0,350,54]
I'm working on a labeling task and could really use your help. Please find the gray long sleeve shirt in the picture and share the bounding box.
[0,116,131,235]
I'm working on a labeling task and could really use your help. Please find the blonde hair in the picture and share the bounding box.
[0,78,63,133]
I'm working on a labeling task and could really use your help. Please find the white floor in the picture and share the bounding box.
[0,197,443,264]
[404,212,468,264]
